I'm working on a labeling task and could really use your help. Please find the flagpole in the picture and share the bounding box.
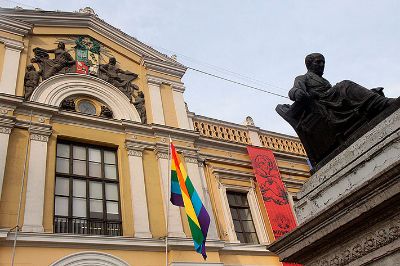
[165,136,172,266]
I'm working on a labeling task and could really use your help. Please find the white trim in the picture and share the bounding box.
[30,74,141,122]
[50,251,130,266]
[0,38,23,95]
[0,131,11,200]
[147,82,165,125]
[172,89,190,130]
[217,180,270,245]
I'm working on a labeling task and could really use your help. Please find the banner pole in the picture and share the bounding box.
[165,136,172,266]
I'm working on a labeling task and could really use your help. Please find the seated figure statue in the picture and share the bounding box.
[276,53,396,167]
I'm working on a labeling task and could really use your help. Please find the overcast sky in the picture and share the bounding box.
[2,0,400,136]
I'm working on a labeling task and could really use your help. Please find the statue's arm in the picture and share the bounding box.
[289,76,309,101]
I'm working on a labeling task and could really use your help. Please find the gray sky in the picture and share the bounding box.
[2,0,400,136]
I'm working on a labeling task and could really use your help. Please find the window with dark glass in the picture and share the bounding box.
[227,191,258,244]
[54,141,122,236]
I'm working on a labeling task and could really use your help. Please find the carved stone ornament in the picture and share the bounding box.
[244,116,255,126]
[78,7,98,17]
[184,156,198,164]
[127,149,143,157]
[311,215,400,266]
[156,152,169,160]
[0,108,8,115]
[0,127,12,134]
[30,133,49,142]
[276,53,398,168]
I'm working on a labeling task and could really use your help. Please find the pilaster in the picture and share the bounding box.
[155,144,185,238]
[22,124,52,233]
[125,140,152,238]
[171,84,190,130]
[0,38,24,95]
[147,76,165,125]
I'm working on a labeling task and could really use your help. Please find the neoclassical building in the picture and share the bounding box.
[0,7,309,266]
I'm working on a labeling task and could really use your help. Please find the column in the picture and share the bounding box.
[147,77,165,125]
[155,147,185,238]
[0,39,24,95]
[185,156,219,240]
[22,130,51,232]
[172,85,190,130]
[0,122,13,200]
[126,147,152,238]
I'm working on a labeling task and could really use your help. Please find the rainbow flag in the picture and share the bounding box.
[170,141,210,259]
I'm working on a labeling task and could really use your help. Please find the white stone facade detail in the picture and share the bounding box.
[127,148,152,238]
[0,129,11,200]
[172,88,190,129]
[147,82,165,125]
[29,74,141,122]
[0,38,24,95]
[22,132,50,233]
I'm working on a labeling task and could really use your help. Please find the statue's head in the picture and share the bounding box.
[109,57,117,65]
[305,53,325,76]
[58,42,66,50]
[138,91,144,97]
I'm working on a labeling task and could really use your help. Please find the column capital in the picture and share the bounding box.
[30,133,49,142]
[184,156,198,164]
[127,149,143,157]
[0,127,12,134]
[0,38,24,51]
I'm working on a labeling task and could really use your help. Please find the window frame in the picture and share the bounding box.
[54,140,122,236]
[217,177,270,245]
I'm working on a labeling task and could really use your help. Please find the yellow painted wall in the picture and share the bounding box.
[0,128,29,229]
[0,247,165,266]
[160,84,179,127]
[220,253,282,265]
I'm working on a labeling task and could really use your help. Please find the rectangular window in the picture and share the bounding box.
[227,191,259,244]
[54,141,122,236]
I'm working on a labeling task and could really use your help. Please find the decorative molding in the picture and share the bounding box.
[50,251,130,266]
[184,156,198,164]
[143,57,187,78]
[0,108,8,115]
[29,74,141,122]
[311,215,400,266]
[146,74,185,90]
[127,149,143,157]
[0,127,12,134]
[156,152,169,160]
[37,116,46,123]
[30,133,49,142]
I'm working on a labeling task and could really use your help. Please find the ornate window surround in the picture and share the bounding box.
[215,169,270,245]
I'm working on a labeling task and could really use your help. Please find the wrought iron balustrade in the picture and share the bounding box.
[54,216,122,236]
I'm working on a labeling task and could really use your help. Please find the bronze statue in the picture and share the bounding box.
[132,91,147,123]
[31,42,76,80]
[23,64,40,100]
[276,53,396,167]
[60,98,76,111]
[99,57,139,101]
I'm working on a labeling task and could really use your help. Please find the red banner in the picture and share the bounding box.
[247,146,301,266]
[76,61,89,75]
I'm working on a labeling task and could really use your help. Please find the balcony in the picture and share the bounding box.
[54,216,122,236]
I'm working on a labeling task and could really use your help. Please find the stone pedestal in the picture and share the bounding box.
[268,106,400,266]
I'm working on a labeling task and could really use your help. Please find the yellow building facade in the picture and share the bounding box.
[0,7,309,266]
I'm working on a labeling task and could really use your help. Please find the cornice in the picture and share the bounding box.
[152,124,199,142]
[125,139,155,151]
[0,8,185,68]
[0,13,32,37]
[146,75,186,92]
[2,232,224,252]
[201,152,252,168]
[143,57,187,79]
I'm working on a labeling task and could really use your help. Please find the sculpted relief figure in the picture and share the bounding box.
[99,57,139,102]
[132,91,147,124]
[276,53,396,167]
[23,64,40,100]
[31,42,76,80]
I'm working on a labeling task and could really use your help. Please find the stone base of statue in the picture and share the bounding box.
[268,102,400,265]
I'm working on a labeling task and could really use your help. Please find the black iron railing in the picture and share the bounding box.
[54,216,122,236]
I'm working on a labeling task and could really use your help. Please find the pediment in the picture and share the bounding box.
[0,7,186,78]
